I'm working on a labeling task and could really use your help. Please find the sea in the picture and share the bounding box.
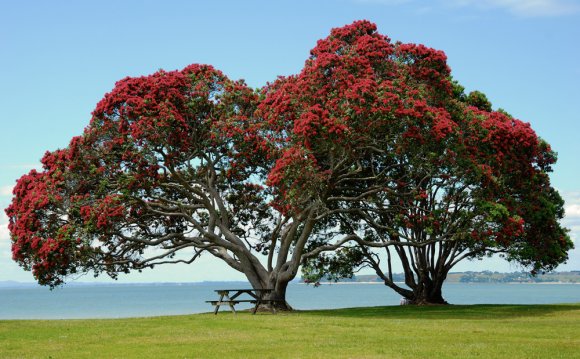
[1,282,579,320]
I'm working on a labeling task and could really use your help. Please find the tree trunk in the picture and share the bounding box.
[407,275,448,305]
[383,277,447,305]
[243,267,293,311]
[265,277,293,311]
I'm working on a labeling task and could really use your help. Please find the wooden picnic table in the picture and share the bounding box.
[206,288,284,315]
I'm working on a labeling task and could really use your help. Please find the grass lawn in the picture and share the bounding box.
[1,304,579,358]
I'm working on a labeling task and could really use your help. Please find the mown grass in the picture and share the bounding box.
[1,304,579,358]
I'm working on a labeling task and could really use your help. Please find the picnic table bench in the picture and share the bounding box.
[206,289,285,314]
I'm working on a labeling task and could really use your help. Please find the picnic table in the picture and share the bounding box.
[206,288,285,314]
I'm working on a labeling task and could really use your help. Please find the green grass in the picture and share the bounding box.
[1,304,579,358]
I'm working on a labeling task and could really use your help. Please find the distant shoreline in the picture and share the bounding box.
[305,271,580,285]
[301,281,580,286]
[2,270,580,288]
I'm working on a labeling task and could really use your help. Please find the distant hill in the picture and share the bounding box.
[303,271,580,284]
[448,271,580,284]
[0,281,38,288]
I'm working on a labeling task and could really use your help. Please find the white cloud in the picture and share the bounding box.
[0,220,11,261]
[0,185,14,197]
[452,0,580,17]
[352,0,580,17]
[562,192,580,255]
[0,223,8,237]
[0,209,8,225]
[0,205,12,259]
[566,204,580,218]
[563,192,580,225]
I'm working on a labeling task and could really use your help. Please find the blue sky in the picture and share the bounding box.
[1,0,579,283]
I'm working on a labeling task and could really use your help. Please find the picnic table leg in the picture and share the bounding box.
[214,293,224,315]
[218,292,236,314]
[252,300,260,314]
[227,294,237,315]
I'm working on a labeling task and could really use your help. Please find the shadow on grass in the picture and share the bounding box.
[300,303,580,320]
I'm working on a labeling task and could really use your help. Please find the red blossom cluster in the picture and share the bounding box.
[259,20,461,212]
[80,195,125,230]
[5,149,91,286]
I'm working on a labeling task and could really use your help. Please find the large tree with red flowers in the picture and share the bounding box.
[6,66,275,308]
[6,21,572,307]
[263,20,572,304]
[5,62,374,309]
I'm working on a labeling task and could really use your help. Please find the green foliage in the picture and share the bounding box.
[450,79,466,101]
[301,247,365,284]
[497,108,513,118]
[466,90,492,111]
[478,201,510,222]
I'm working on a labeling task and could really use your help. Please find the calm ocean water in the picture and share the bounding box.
[2,282,579,320]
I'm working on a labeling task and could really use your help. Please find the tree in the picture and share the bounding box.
[263,20,572,304]
[5,64,363,309]
[5,21,573,308]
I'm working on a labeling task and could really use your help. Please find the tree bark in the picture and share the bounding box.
[241,263,293,311]
[409,277,447,305]
[266,277,293,311]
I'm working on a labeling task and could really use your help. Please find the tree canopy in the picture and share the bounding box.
[292,21,572,303]
[6,20,572,306]
[5,62,365,309]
